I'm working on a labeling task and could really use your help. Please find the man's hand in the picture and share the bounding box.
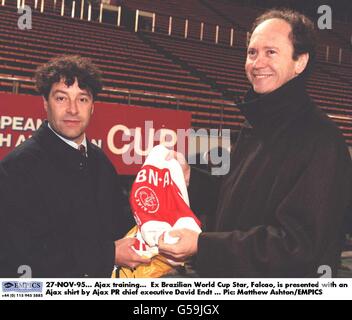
[166,151,191,186]
[114,237,151,269]
[158,229,199,260]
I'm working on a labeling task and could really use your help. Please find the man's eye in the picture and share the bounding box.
[247,50,256,56]
[80,97,88,103]
[267,49,276,55]
[56,96,66,102]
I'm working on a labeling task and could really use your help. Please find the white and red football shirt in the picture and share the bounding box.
[130,145,201,257]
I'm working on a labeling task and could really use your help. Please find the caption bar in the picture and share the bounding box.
[1,278,351,300]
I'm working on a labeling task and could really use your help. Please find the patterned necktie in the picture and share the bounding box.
[78,144,87,157]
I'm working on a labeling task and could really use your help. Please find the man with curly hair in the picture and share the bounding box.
[0,55,149,277]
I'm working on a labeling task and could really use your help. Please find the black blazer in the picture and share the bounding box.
[191,76,352,277]
[0,121,134,277]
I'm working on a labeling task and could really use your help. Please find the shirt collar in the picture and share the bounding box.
[47,123,87,150]
[237,74,311,130]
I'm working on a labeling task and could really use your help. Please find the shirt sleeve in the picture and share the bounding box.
[188,166,222,231]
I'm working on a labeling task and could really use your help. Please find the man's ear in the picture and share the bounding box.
[295,53,309,75]
[43,97,48,112]
[91,104,94,115]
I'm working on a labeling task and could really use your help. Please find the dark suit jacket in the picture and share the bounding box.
[0,121,133,277]
[190,76,352,277]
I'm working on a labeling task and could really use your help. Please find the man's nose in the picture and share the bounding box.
[66,100,78,115]
[252,53,267,68]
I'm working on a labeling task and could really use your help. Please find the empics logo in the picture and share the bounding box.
[3,282,15,289]
[2,281,43,293]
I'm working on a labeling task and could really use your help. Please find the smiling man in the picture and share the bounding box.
[159,9,352,277]
[0,55,149,277]
[245,18,309,94]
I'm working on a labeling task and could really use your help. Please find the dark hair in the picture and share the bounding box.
[35,55,102,100]
[250,9,317,76]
